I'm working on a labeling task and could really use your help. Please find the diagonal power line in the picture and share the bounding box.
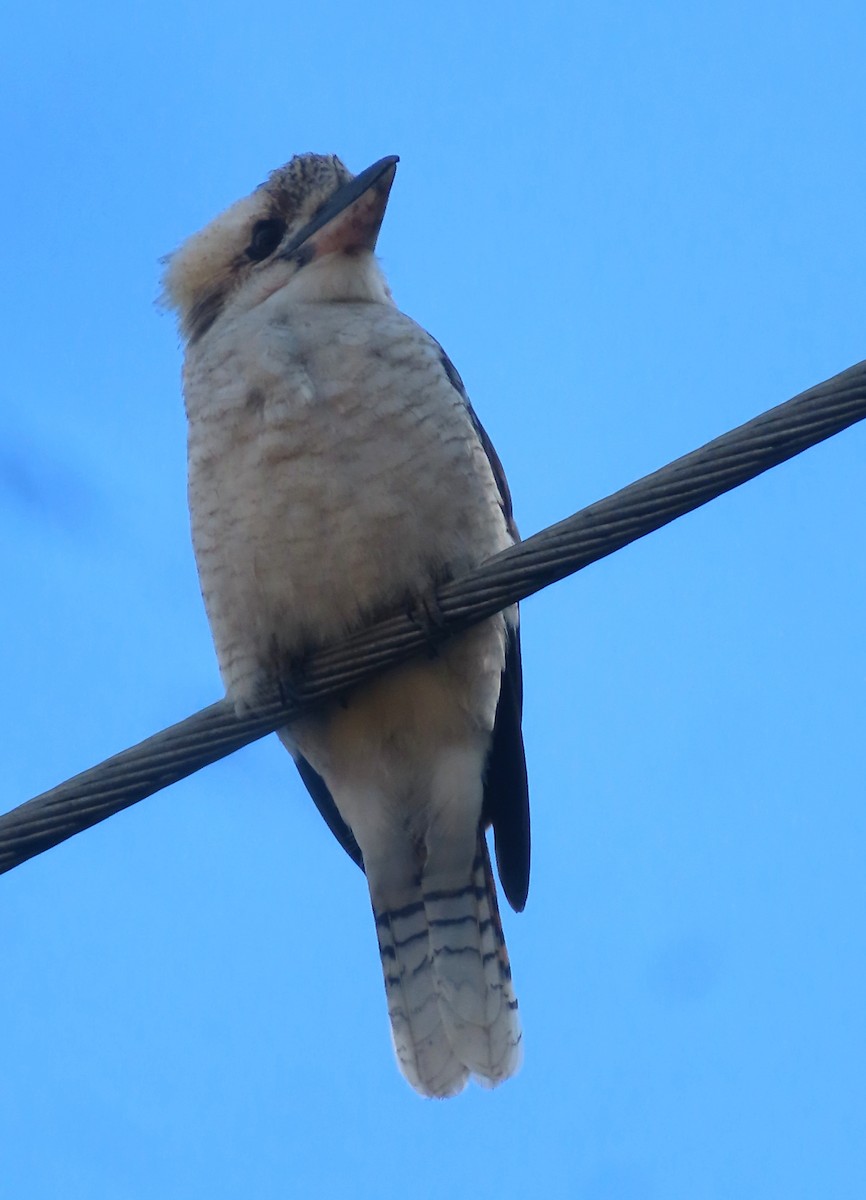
[2,359,865,875]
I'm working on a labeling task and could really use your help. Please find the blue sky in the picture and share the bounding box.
[2,2,865,1196]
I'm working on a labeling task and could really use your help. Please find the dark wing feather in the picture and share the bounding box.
[483,620,530,911]
[437,343,531,912]
[295,755,365,871]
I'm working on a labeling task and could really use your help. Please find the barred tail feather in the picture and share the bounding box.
[425,840,522,1088]
[373,839,521,1098]
[375,898,469,1098]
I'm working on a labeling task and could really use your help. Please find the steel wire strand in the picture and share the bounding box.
[2,359,864,874]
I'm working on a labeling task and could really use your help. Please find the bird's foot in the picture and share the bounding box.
[406,587,448,657]
[257,639,311,714]
[277,652,310,711]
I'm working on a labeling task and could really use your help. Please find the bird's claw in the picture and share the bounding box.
[407,589,448,656]
[272,649,309,711]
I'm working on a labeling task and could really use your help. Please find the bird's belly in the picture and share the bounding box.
[188,358,507,705]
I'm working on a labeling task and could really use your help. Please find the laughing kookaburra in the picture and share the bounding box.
[162,154,530,1098]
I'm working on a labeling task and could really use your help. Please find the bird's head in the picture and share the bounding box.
[162,153,398,343]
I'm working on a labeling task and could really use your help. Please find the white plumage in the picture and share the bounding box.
[163,154,529,1097]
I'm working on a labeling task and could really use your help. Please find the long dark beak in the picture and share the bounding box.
[280,155,399,263]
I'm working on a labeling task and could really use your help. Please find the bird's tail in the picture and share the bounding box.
[372,837,522,1098]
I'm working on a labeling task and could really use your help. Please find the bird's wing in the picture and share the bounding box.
[295,754,365,870]
[482,620,530,912]
[435,343,530,913]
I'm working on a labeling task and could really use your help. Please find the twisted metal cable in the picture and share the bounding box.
[2,359,865,875]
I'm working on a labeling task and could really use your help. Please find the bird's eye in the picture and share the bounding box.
[245,218,286,262]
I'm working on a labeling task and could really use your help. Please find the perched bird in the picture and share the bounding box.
[163,154,530,1098]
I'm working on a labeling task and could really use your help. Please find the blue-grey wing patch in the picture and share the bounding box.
[437,342,530,912]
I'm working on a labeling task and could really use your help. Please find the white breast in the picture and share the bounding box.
[184,295,512,704]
